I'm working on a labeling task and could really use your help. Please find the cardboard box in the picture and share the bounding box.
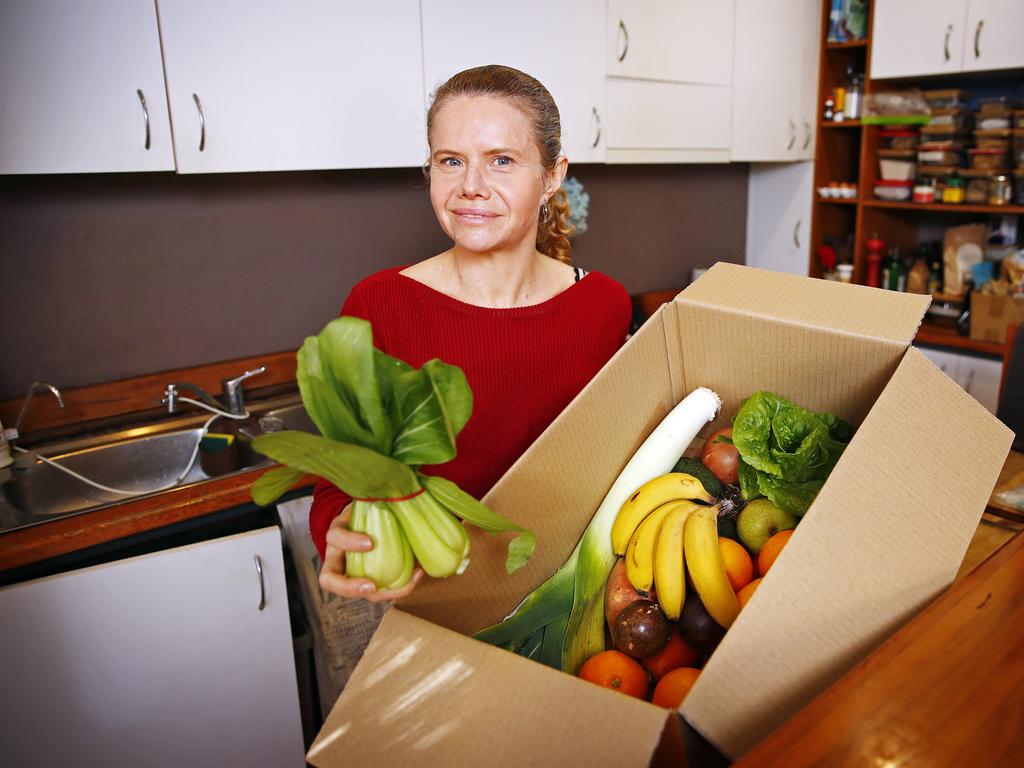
[307,264,1013,766]
[970,292,1024,344]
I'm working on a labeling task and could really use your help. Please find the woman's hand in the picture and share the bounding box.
[318,504,424,603]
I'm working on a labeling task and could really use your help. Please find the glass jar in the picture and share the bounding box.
[988,175,1012,206]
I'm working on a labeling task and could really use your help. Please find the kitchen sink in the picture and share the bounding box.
[0,397,320,528]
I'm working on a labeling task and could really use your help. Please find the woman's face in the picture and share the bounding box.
[429,95,562,256]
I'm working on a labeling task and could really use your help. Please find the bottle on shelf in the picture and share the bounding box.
[865,235,885,288]
[885,247,906,292]
[907,247,931,294]
[844,66,863,121]
[927,242,944,295]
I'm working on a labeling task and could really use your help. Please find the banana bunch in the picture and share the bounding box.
[611,472,740,629]
[347,493,470,588]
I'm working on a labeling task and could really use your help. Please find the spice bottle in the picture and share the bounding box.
[942,176,965,204]
[844,66,863,121]
[823,97,835,121]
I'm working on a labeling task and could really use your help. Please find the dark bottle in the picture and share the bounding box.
[957,279,973,336]
[927,242,943,295]
[886,247,905,291]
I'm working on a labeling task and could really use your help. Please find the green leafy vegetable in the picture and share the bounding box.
[732,391,853,516]
[251,316,534,588]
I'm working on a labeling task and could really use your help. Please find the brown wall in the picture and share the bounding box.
[0,164,747,399]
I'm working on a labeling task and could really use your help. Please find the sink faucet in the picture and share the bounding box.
[162,366,266,417]
[11,381,65,442]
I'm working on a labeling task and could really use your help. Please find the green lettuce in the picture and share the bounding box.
[732,391,853,517]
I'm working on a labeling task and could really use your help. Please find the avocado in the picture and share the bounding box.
[671,456,724,498]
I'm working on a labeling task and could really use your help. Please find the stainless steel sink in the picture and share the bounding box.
[4,428,211,517]
[0,396,320,529]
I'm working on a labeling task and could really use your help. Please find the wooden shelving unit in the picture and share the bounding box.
[808,0,1016,359]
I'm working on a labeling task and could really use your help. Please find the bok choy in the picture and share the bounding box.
[250,316,534,588]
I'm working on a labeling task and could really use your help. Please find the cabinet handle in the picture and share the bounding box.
[193,92,206,152]
[793,219,801,249]
[617,20,629,62]
[944,23,953,61]
[802,118,811,150]
[136,89,151,150]
[591,107,602,148]
[787,118,796,150]
[974,20,983,58]
[964,369,975,394]
[254,554,266,611]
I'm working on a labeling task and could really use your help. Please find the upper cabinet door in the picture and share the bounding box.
[606,0,733,86]
[732,0,819,162]
[0,0,174,174]
[421,0,605,163]
[961,0,1024,73]
[871,0,968,79]
[157,1,425,173]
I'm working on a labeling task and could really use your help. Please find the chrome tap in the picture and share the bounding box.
[12,381,65,442]
[221,366,267,416]
[162,366,266,416]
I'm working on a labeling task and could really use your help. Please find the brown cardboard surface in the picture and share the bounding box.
[398,303,680,635]
[682,346,1013,758]
[970,292,1024,343]
[307,609,670,768]
[679,262,931,347]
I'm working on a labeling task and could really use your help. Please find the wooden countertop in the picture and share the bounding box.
[737,526,1024,767]
[0,465,314,572]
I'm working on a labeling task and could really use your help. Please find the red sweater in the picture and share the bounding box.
[309,266,632,559]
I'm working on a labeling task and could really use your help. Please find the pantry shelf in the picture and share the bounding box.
[825,39,868,50]
[821,121,862,129]
[863,200,1024,215]
[817,197,859,205]
[914,322,1007,357]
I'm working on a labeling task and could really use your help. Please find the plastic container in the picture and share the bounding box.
[959,170,990,204]
[942,176,965,204]
[878,130,918,149]
[913,181,937,204]
[922,89,970,109]
[836,264,854,283]
[928,108,972,128]
[879,158,916,181]
[918,142,964,165]
[920,123,971,139]
[978,97,1012,119]
[969,148,1009,171]
[874,179,912,201]
[974,128,1011,150]
[977,116,1011,131]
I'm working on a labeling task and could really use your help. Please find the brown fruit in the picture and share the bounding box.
[678,593,725,655]
[605,557,654,631]
[612,601,672,659]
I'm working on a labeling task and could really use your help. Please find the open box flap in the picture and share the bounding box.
[678,262,931,347]
[399,302,682,634]
[681,347,1014,758]
[308,609,672,768]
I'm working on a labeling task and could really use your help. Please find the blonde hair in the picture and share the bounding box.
[426,65,573,264]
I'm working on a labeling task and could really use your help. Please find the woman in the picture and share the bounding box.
[312,65,631,601]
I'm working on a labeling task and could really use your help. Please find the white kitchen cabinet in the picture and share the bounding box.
[872,0,1024,79]
[0,0,174,174]
[604,1,734,163]
[745,161,813,275]
[731,0,820,162]
[156,0,425,173]
[0,527,305,768]
[606,0,733,86]
[917,346,1003,413]
[421,0,605,164]
[961,0,1024,73]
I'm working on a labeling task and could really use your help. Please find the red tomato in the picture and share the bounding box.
[702,427,739,485]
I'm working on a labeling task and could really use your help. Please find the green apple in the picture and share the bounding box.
[737,498,797,555]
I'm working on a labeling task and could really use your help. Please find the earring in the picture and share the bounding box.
[541,203,550,219]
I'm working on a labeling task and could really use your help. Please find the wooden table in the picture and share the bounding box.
[736,451,1024,767]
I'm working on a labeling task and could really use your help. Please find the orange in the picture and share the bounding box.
[719,537,754,592]
[737,577,761,609]
[578,650,648,699]
[642,629,701,679]
[651,667,701,709]
[757,529,795,577]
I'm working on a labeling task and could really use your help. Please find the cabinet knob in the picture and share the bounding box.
[136,89,151,150]
[944,23,953,61]
[974,20,984,58]
[193,93,206,152]
[793,219,802,249]
[617,20,629,63]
